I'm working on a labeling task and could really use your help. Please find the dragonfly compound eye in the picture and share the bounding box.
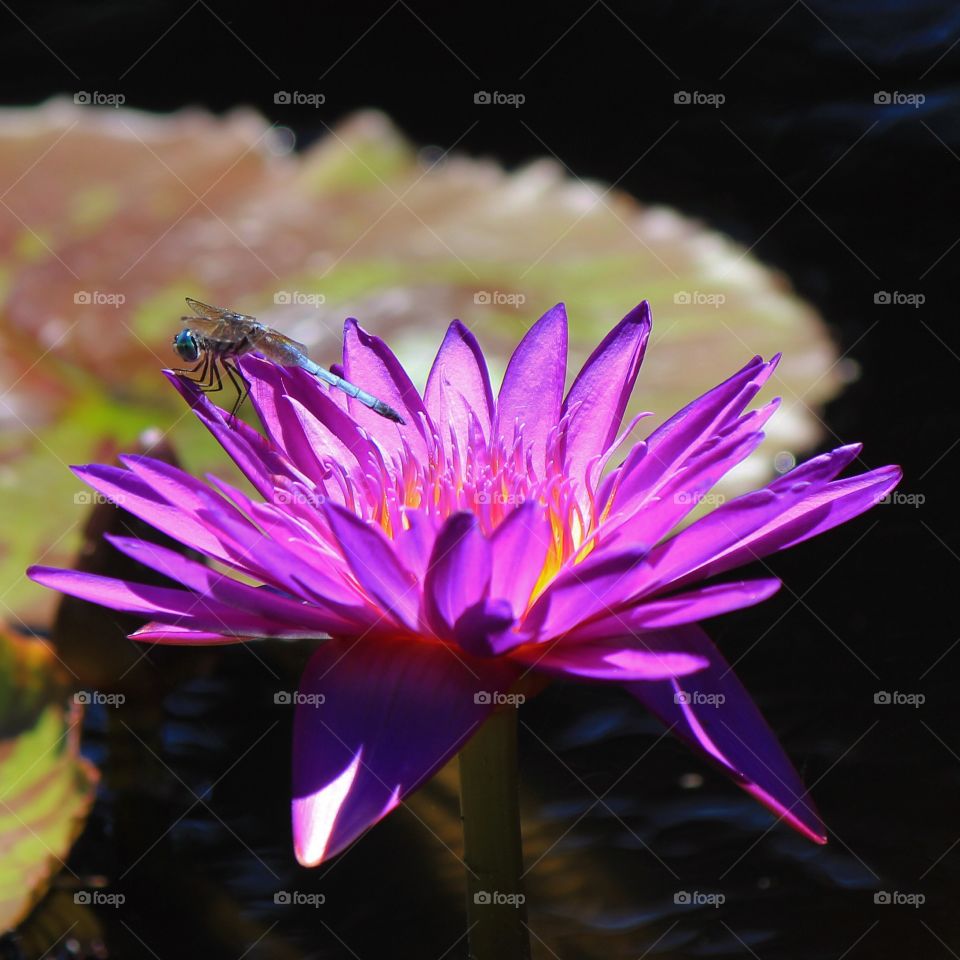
[174,329,201,363]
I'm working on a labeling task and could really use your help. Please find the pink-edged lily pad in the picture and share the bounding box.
[0,101,842,618]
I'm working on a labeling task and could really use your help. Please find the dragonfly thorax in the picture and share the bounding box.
[174,329,201,364]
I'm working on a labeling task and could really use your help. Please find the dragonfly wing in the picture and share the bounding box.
[182,298,261,343]
[185,297,256,323]
[255,329,311,364]
[181,296,313,364]
[180,315,229,337]
[265,329,309,355]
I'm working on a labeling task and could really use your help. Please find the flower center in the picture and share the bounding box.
[314,414,599,587]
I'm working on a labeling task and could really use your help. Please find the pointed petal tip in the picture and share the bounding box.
[294,847,321,868]
[128,622,244,644]
[837,442,864,457]
[870,464,903,499]
[628,299,653,326]
[742,781,828,845]
[292,799,326,868]
[754,577,783,599]
[537,301,568,325]
[342,316,380,343]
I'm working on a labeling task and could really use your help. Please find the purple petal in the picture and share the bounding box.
[283,391,383,482]
[240,353,358,441]
[495,303,568,469]
[242,357,330,486]
[510,639,707,681]
[680,465,903,587]
[342,319,430,455]
[424,320,495,452]
[610,355,778,511]
[25,566,323,638]
[422,513,491,640]
[165,370,291,498]
[104,534,362,634]
[768,443,861,489]
[130,623,246,643]
[324,504,421,632]
[644,444,864,585]
[642,488,800,592]
[489,502,552,620]
[453,597,516,657]
[393,510,438,581]
[119,455,263,530]
[624,625,827,844]
[562,301,651,486]
[72,463,233,564]
[523,547,648,641]
[184,491,358,608]
[645,456,900,593]
[567,578,782,639]
[602,400,778,550]
[292,636,518,865]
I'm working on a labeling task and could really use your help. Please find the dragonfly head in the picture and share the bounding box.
[173,328,201,364]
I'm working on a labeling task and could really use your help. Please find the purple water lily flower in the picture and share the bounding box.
[28,301,900,865]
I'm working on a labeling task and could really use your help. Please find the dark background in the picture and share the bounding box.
[0,2,953,958]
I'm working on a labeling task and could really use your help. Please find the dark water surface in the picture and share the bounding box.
[9,560,948,960]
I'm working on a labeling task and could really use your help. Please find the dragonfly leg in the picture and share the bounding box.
[174,354,209,384]
[198,355,223,396]
[222,356,250,424]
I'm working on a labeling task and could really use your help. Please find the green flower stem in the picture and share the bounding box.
[458,704,531,960]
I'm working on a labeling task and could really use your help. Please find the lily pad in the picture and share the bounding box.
[0,100,842,618]
[0,628,98,932]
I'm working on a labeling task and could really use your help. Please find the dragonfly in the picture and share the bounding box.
[172,298,405,424]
